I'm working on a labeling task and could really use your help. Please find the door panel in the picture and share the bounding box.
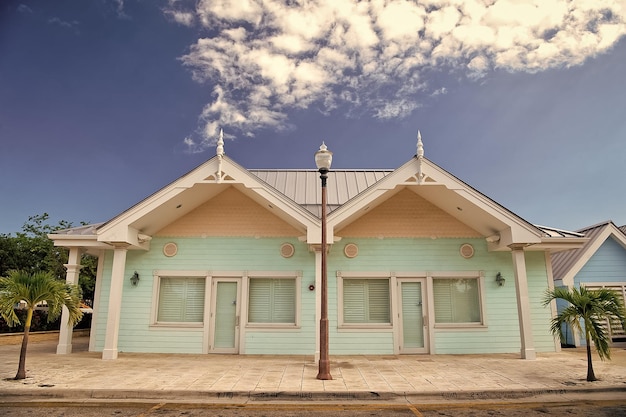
[399,280,428,354]
[211,280,240,353]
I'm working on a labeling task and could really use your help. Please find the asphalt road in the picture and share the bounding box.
[1,402,626,417]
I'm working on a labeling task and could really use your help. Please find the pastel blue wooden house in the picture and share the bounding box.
[50,134,585,360]
[551,221,626,346]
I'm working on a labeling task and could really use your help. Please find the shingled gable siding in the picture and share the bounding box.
[156,187,301,237]
[92,237,315,354]
[337,188,482,238]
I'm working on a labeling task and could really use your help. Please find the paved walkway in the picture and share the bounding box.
[1,335,625,404]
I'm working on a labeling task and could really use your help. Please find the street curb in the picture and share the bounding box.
[1,386,625,404]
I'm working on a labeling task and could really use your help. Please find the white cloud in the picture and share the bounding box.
[48,17,79,30]
[174,0,626,150]
[165,10,195,26]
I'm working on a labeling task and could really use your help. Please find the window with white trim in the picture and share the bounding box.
[156,277,205,324]
[248,278,296,325]
[433,278,482,326]
[341,278,391,326]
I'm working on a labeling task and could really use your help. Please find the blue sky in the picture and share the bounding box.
[1,0,625,235]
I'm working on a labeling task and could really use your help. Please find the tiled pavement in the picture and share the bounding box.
[1,335,625,404]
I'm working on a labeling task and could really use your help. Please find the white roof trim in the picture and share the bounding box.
[327,156,543,248]
[96,155,319,246]
[560,222,626,287]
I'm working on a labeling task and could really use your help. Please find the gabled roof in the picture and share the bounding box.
[93,154,321,247]
[49,132,587,253]
[250,169,392,217]
[551,221,626,286]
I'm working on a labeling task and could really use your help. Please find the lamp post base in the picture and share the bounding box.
[317,359,332,380]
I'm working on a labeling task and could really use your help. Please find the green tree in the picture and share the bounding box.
[0,270,83,380]
[543,286,626,381]
[0,214,97,305]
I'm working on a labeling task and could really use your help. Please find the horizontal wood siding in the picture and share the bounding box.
[572,237,626,346]
[93,236,553,355]
[331,332,394,354]
[328,238,553,354]
[575,237,626,287]
[244,331,315,354]
[93,237,315,354]
[526,252,556,353]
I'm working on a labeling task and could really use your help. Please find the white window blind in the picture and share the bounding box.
[433,278,481,324]
[343,279,390,324]
[248,278,295,324]
[157,277,205,323]
[584,284,626,341]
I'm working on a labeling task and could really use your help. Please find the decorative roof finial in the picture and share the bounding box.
[416,130,425,184]
[216,129,224,182]
[417,130,424,159]
[216,129,224,157]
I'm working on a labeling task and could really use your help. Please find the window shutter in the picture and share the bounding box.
[343,280,367,323]
[368,279,390,323]
[249,278,295,324]
[157,277,205,323]
[183,278,206,322]
[343,279,390,324]
[249,279,272,322]
[272,279,295,323]
[158,278,183,322]
[433,278,480,324]
[433,280,453,323]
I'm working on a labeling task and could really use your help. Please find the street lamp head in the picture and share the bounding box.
[315,142,333,172]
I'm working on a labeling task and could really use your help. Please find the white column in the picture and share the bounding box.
[511,245,536,360]
[57,247,83,354]
[102,246,127,360]
[544,251,561,352]
[89,251,105,352]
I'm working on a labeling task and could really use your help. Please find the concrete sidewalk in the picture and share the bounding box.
[1,335,625,404]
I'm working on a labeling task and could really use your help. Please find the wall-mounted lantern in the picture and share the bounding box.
[130,271,140,287]
[495,272,505,287]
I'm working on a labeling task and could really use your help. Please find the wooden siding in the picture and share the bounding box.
[92,237,316,354]
[92,236,554,355]
[574,237,626,287]
[336,189,481,238]
[327,238,554,355]
[155,187,301,237]
[572,236,626,346]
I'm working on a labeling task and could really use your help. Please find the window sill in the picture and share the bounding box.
[149,323,204,330]
[245,324,301,331]
[434,324,487,331]
[338,324,393,332]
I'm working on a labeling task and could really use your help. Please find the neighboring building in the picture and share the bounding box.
[50,133,585,360]
[551,221,626,346]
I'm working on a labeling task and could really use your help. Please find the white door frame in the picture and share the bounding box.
[209,277,241,353]
[396,277,430,354]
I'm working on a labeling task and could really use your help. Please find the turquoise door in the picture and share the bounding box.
[399,280,428,353]
[211,280,240,353]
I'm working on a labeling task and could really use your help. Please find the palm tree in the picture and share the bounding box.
[0,270,83,380]
[543,286,626,382]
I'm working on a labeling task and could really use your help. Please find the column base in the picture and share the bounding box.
[521,348,536,360]
[56,343,72,355]
[102,348,118,360]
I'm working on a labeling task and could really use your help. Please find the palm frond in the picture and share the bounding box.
[0,270,83,328]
